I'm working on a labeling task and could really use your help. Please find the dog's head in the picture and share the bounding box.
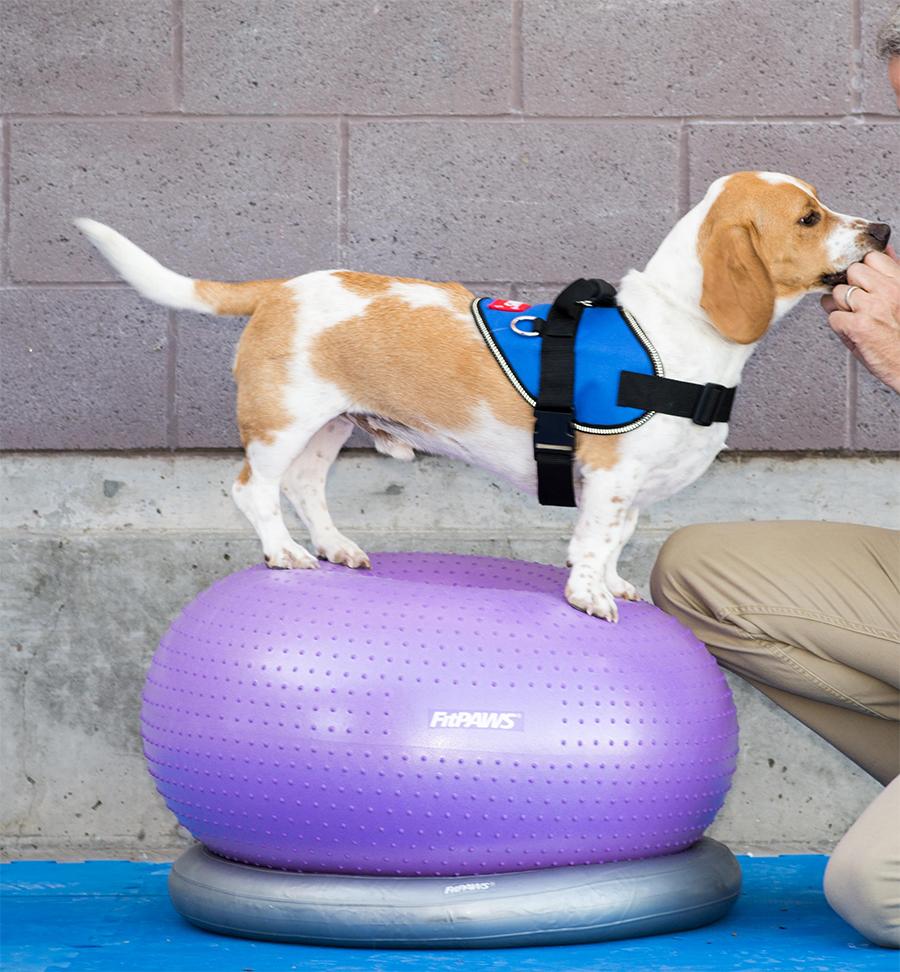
[696,171,891,343]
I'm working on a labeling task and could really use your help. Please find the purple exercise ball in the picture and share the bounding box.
[142,553,737,877]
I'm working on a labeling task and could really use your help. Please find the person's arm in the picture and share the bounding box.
[821,246,900,393]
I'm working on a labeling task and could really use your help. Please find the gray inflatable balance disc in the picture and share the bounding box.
[169,838,741,949]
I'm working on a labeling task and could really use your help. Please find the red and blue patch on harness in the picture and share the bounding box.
[471,297,663,434]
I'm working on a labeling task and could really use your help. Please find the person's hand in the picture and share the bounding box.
[821,246,900,393]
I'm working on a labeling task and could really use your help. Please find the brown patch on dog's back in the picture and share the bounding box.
[311,280,530,432]
[233,284,299,445]
[333,270,473,304]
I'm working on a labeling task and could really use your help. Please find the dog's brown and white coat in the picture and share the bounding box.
[78,171,890,620]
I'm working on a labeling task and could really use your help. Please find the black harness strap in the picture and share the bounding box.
[534,278,617,507]
[617,372,735,427]
[529,277,738,508]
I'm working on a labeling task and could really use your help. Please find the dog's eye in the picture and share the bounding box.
[798,211,821,227]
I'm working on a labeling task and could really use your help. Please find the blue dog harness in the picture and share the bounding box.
[470,279,737,507]
[471,298,662,434]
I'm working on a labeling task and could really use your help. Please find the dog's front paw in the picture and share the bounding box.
[565,572,618,622]
[606,574,642,602]
[265,541,319,570]
[316,535,371,569]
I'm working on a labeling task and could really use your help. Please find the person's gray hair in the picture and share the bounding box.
[876,4,900,59]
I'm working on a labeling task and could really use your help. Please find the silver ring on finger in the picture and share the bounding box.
[844,285,861,311]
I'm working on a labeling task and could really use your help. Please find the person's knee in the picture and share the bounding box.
[825,837,900,948]
[649,524,720,614]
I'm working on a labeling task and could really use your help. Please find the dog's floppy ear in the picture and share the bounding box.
[699,223,774,344]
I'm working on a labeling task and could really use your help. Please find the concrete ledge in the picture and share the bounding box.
[2,451,896,859]
[5,450,899,535]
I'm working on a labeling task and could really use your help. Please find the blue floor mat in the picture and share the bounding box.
[0,856,894,971]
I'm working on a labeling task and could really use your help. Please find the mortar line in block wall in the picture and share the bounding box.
[171,0,185,110]
[847,354,859,449]
[338,117,349,264]
[166,310,179,449]
[511,0,524,114]
[4,447,896,461]
[678,120,690,214]
[1,279,527,293]
[5,112,899,124]
[851,0,863,114]
[1,118,9,284]
[340,112,900,125]
[1,281,132,290]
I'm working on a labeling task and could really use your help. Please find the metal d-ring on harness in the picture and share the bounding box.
[509,316,542,337]
[527,278,738,508]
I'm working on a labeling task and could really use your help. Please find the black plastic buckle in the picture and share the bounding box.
[533,407,575,457]
[692,383,727,427]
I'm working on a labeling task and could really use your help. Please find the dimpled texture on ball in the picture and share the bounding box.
[142,553,738,876]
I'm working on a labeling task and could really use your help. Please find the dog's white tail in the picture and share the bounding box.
[74,218,285,316]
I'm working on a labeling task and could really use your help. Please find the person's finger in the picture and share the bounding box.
[886,243,897,261]
[863,249,900,276]
[827,309,857,337]
[832,283,871,312]
[821,294,838,312]
[845,261,879,291]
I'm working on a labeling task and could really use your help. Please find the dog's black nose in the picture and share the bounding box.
[867,222,892,247]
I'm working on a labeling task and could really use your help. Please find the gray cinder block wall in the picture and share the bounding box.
[0,1,898,860]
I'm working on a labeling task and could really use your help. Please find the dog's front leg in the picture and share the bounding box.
[604,506,641,602]
[565,466,639,622]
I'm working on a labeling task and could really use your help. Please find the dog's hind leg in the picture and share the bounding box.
[281,416,371,568]
[232,419,342,570]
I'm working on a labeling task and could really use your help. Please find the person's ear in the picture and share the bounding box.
[700,223,775,344]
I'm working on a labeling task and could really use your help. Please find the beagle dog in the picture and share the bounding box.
[77,171,890,621]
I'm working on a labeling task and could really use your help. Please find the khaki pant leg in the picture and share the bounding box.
[824,776,900,948]
[650,521,900,784]
[744,676,900,786]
